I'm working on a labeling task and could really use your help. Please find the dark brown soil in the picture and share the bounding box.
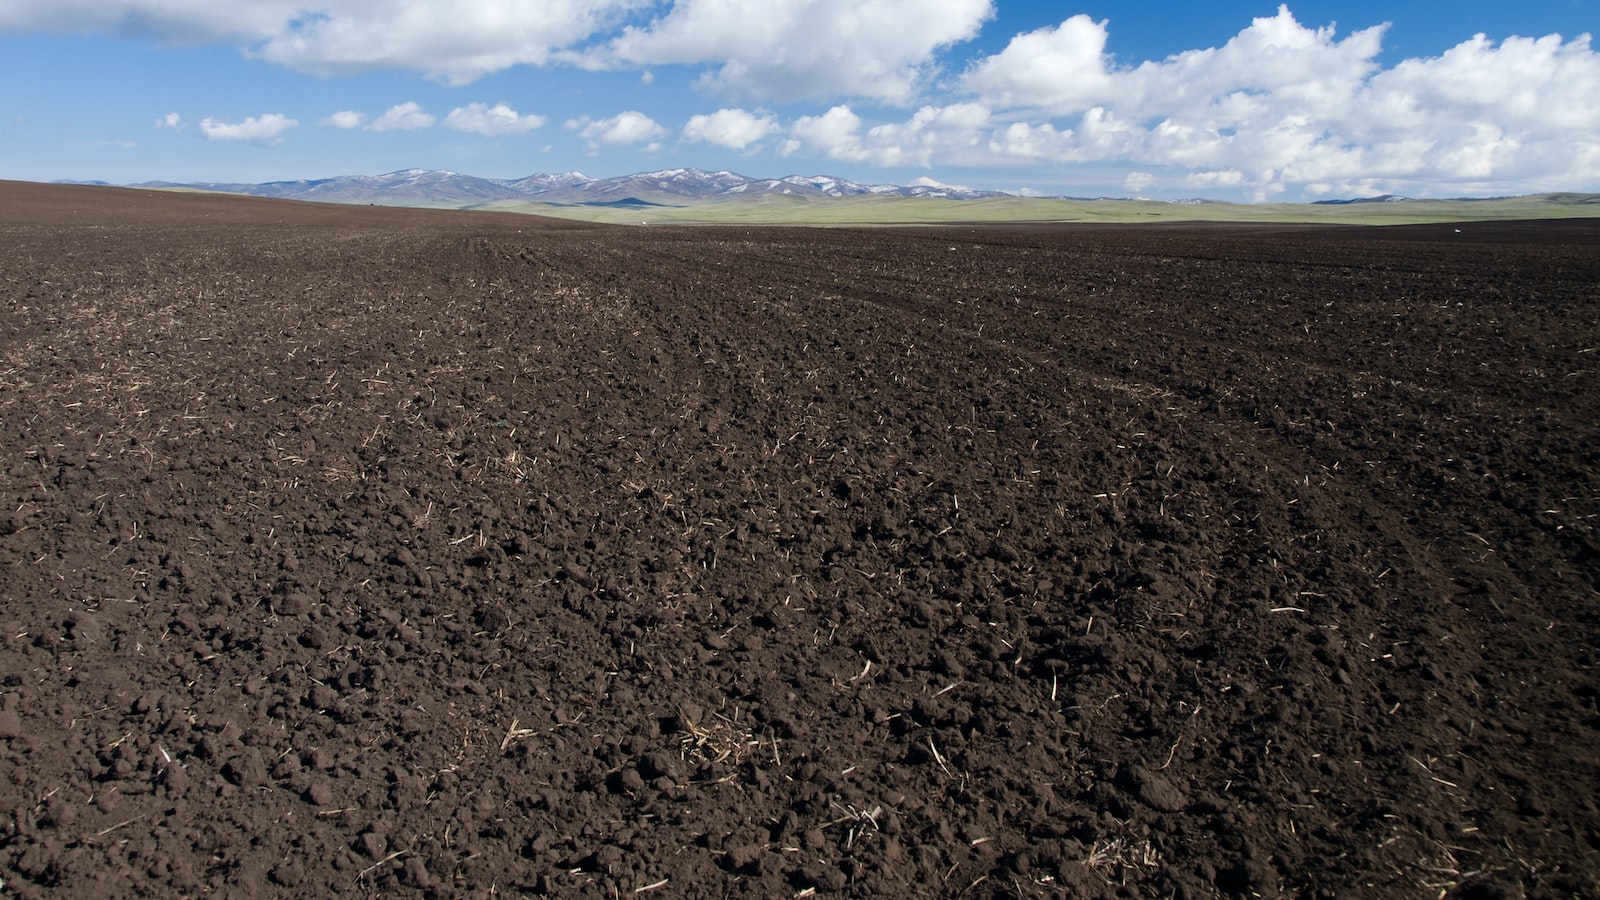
[2,181,1598,898]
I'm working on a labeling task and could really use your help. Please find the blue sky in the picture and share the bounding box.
[1,1,1595,200]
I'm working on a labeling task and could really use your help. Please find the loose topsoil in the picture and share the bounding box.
[1,182,1597,898]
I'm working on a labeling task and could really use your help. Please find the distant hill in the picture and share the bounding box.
[1312,194,1414,205]
[102,167,1019,208]
[1311,192,1600,208]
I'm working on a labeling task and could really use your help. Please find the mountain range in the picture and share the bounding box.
[55,170,1597,217]
[80,168,1024,208]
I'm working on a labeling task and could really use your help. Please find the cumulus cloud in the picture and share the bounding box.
[961,7,1387,120]
[960,14,1114,113]
[444,103,546,136]
[320,109,365,129]
[568,111,666,150]
[198,113,297,145]
[155,112,182,129]
[682,108,778,150]
[986,120,1072,162]
[601,0,994,104]
[366,102,436,132]
[783,106,869,162]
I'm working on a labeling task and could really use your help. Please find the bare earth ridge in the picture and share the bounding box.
[1,182,1597,897]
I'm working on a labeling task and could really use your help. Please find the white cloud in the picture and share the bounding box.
[568,111,666,150]
[0,0,642,84]
[320,109,365,129]
[782,103,990,167]
[682,108,778,150]
[366,102,436,132]
[960,14,1114,113]
[783,106,868,162]
[198,113,297,145]
[601,0,994,104]
[444,103,546,136]
[155,112,182,129]
[987,120,1074,162]
[1371,33,1600,132]
[962,6,1387,120]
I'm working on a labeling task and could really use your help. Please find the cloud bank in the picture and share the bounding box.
[0,0,992,96]
[950,6,1600,198]
[0,0,644,85]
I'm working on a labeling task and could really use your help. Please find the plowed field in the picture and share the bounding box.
[2,182,1598,898]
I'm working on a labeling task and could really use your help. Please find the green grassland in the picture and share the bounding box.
[474,191,1600,227]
